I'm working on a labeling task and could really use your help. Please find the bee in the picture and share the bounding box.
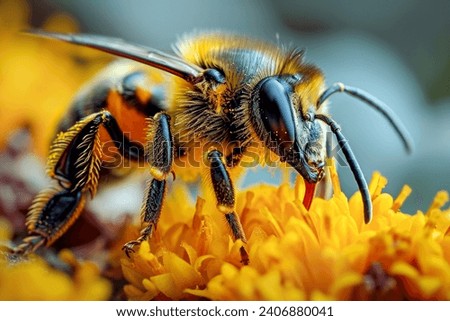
[13,30,413,264]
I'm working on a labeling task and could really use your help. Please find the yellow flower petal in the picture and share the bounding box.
[158,252,203,298]
[123,284,148,300]
[121,259,146,292]
[426,191,449,215]
[142,278,159,297]
[330,272,363,299]
[151,273,180,299]
[392,185,412,212]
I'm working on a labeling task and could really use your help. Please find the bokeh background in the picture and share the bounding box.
[1,0,449,220]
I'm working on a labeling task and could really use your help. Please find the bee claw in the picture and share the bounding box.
[240,246,250,265]
[122,241,141,258]
[11,235,45,256]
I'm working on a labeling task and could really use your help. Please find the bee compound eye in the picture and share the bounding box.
[253,77,298,155]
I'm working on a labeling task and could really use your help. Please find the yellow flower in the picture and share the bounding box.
[119,163,450,300]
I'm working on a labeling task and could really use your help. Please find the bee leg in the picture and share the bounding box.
[13,111,108,254]
[122,112,173,257]
[13,110,144,255]
[13,188,85,255]
[207,149,249,265]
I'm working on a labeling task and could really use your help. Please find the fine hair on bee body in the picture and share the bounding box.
[12,30,413,265]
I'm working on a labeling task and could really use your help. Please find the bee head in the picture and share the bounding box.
[250,75,326,183]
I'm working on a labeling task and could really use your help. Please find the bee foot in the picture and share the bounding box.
[122,240,142,258]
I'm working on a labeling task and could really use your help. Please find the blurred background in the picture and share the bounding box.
[1,0,449,223]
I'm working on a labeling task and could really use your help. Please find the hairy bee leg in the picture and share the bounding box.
[13,112,106,254]
[13,188,85,254]
[15,110,144,254]
[122,112,173,257]
[207,149,249,265]
[122,179,166,257]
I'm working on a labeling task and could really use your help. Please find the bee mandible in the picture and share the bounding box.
[13,30,413,264]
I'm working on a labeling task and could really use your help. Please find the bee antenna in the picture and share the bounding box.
[317,82,414,154]
[315,114,372,224]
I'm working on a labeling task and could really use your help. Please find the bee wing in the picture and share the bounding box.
[26,30,205,84]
